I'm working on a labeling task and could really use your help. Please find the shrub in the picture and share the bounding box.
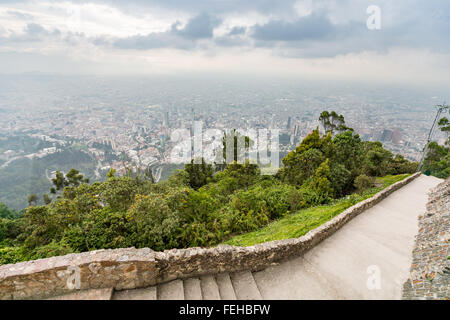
[0,218,22,244]
[25,241,73,261]
[167,169,190,187]
[354,174,373,193]
[214,162,261,189]
[62,208,134,252]
[185,158,213,189]
[300,159,334,205]
[99,176,141,211]
[329,163,352,197]
[0,246,26,265]
[281,129,333,186]
[126,191,186,251]
[332,130,363,178]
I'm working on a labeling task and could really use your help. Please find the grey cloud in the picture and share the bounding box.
[228,26,246,36]
[114,32,193,50]
[26,23,47,35]
[251,14,335,42]
[6,23,61,42]
[213,26,249,47]
[100,0,298,16]
[2,0,450,58]
[113,13,220,50]
[174,12,220,39]
[242,1,450,57]
[7,10,35,20]
[0,23,75,45]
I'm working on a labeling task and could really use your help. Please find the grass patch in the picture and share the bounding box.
[223,174,411,247]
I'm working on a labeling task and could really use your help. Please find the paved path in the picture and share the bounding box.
[253,174,443,299]
[52,175,443,300]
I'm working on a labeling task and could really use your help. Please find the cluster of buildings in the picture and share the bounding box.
[0,78,442,180]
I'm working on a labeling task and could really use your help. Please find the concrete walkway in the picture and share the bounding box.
[253,174,443,299]
[52,174,443,300]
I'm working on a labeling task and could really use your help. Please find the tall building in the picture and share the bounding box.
[392,128,402,145]
[381,129,393,142]
[164,111,169,128]
[286,116,292,130]
[293,124,300,137]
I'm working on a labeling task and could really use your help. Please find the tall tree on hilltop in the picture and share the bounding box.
[27,194,38,207]
[185,158,213,190]
[50,169,89,195]
[438,117,449,144]
[319,111,351,136]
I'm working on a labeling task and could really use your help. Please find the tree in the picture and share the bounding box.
[185,158,213,190]
[66,168,89,187]
[390,155,418,174]
[438,117,449,145]
[329,163,352,197]
[209,161,261,198]
[220,129,252,167]
[0,202,19,219]
[280,128,333,186]
[50,169,89,195]
[332,130,363,179]
[50,171,65,194]
[300,159,334,205]
[438,117,450,134]
[42,194,52,205]
[123,165,155,183]
[126,191,186,251]
[27,194,39,207]
[422,142,449,178]
[106,169,116,179]
[362,142,394,176]
[319,111,350,136]
[420,113,450,178]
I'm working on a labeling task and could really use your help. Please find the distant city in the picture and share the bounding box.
[0,74,447,209]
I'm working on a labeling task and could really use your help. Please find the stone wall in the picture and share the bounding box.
[402,177,449,300]
[0,173,421,300]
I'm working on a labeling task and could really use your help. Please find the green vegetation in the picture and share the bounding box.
[421,115,450,178]
[0,111,418,266]
[0,202,22,220]
[224,174,410,246]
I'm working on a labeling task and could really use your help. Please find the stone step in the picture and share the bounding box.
[158,279,184,300]
[253,257,341,299]
[230,271,262,300]
[47,288,114,300]
[216,273,237,300]
[112,287,157,300]
[200,275,221,300]
[183,278,203,300]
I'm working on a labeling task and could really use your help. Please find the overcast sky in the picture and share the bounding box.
[0,0,449,86]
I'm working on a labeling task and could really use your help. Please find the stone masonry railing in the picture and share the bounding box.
[402,177,449,300]
[0,172,421,300]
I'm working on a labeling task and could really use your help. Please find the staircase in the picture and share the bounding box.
[112,271,262,300]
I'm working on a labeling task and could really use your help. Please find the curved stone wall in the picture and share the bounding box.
[402,177,449,300]
[0,173,421,300]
